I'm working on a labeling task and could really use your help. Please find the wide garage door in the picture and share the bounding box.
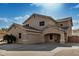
[22,33,43,44]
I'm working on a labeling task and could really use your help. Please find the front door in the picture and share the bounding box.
[54,34,60,43]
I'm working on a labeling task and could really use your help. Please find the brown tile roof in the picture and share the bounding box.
[23,13,73,25]
[56,17,72,22]
[56,17,73,26]
[23,13,56,24]
[8,23,41,32]
[23,25,41,31]
[8,23,17,31]
[8,13,73,32]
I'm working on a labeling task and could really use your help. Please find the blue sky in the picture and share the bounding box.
[0,3,79,29]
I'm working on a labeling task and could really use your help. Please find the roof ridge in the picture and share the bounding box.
[23,13,73,24]
[23,13,57,24]
[58,17,72,20]
[33,13,56,22]
[23,25,41,31]
[56,17,72,22]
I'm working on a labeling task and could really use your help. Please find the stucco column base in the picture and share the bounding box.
[60,33,65,44]
[60,40,65,44]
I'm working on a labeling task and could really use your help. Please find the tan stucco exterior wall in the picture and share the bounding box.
[57,20,72,36]
[7,25,44,44]
[24,15,56,30]
[42,27,65,43]
[22,15,72,44]
[24,15,72,37]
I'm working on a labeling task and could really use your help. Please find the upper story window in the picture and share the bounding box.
[39,21,45,26]
[26,24,29,26]
[60,24,63,26]
[19,33,21,39]
[33,15,35,18]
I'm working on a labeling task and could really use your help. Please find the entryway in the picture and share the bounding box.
[44,33,61,43]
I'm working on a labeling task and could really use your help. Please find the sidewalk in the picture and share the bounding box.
[51,47,79,56]
[0,50,53,56]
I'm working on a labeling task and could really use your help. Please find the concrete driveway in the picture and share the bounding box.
[0,43,79,56]
[0,43,72,51]
[0,43,72,56]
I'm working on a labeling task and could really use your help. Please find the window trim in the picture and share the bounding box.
[26,24,29,26]
[39,21,45,26]
[60,24,63,26]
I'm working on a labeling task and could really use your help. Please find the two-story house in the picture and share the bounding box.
[7,13,73,44]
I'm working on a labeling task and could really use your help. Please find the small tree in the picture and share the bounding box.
[3,34,11,44]
[3,34,16,44]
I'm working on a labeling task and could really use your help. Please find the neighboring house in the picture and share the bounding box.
[0,29,7,41]
[68,29,79,43]
[72,29,79,36]
[7,13,73,44]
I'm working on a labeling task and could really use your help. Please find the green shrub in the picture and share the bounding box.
[3,34,16,44]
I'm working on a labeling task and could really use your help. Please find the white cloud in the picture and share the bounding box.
[14,14,30,24]
[73,4,79,8]
[72,25,79,30]
[73,20,77,23]
[5,25,9,28]
[14,16,23,20]
[31,3,63,16]
[31,3,61,8]
[0,18,8,22]
[72,20,79,29]
[14,15,30,20]
[0,15,30,28]
[0,17,10,28]
[24,15,30,19]
[77,14,79,16]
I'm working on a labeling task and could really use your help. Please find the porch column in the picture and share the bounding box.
[42,34,46,43]
[60,33,65,44]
